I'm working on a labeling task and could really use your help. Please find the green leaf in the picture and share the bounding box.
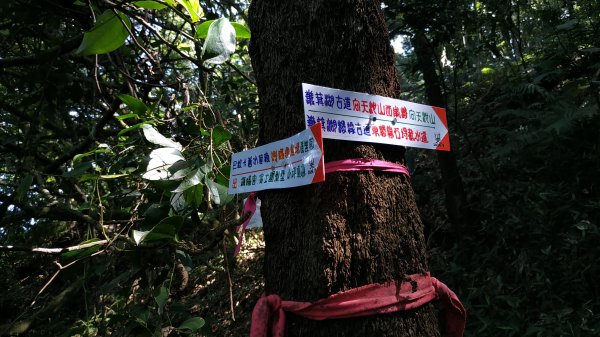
[99,174,129,179]
[154,286,169,314]
[178,317,205,331]
[197,21,250,40]
[133,216,184,244]
[175,0,202,23]
[142,125,183,150]
[75,10,131,55]
[63,161,94,178]
[206,179,232,206]
[195,20,215,39]
[215,165,230,186]
[118,122,148,137]
[134,1,168,10]
[183,184,204,208]
[116,113,140,121]
[61,238,103,263]
[142,147,186,181]
[119,94,148,115]
[173,168,205,193]
[211,125,232,147]
[481,67,495,75]
[201,18,236,64]
[15,175,33,202]
[73,146,110,162]
[231,22,251,39]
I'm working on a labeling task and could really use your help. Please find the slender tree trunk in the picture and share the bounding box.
[248,1,439,336]
[411,31,471,234]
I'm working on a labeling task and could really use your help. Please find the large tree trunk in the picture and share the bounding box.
[248,1,439,336]
[411,31,471,235]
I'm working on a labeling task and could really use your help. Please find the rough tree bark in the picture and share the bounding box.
[248,1,439,336]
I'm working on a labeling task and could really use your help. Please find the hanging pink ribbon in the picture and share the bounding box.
[249,272,466,337]
[233,192,258,257]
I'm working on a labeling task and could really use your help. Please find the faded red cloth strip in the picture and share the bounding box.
[325,158,410,177]
[233,192,257,257]
[250,273,466,337]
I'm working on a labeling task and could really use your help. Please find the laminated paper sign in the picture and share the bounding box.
[302,83,451,151]
[228,123,325,194]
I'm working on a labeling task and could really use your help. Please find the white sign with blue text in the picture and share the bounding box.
[302,83,451,151]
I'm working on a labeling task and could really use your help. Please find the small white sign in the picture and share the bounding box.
[302,83,450,151]
[228,123,325,194]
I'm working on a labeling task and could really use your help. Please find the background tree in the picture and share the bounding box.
[384,0,600,335]
[248,0,440,336]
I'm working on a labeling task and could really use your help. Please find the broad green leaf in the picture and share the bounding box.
[215,165,230,186]
[170,192,186,212]
[481,67,495,75]
[154,286,169,313]
[61,238,103,262]
[143,147,186,180]
[119,94,148,115]
[231,22,251,39]
[63,161,94,178]
[134,1,168,9]
[178,317,205,331]
[205,179,232,206]
[117,122,147,136]
[173,168,205,192]
[142,125,183,150]
[132,229,149,245]
[133,216,184,244]
[15,175,33,202]
[211,125,232,147]
[73,147,110,162]
[183,184,204,208]
[116,113,140,121]
[201,18,236,64]
[176,0,202,23]
[75,10,131,55]
[195,20,215,39]
[168,160,192,180]
[197,20,249,40]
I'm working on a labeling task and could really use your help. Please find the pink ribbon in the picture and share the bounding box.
[325,158,410,177]
[249,273,466,337]
[233,192,258,257]
[233,159,409,256]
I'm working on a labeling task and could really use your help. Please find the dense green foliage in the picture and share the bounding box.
[0,0,598,336]
[386,0,600,335]
[0,0,256,335]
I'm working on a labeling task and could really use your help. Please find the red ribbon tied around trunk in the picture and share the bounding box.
[250,273,466,337]
[325,158,411,176]
[234,159,409,257]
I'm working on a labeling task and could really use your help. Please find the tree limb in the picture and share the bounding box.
[0,240,108,254]
[0,35,82,69]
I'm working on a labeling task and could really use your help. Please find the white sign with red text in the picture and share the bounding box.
[302,83,450,151]
[228,123,325,194]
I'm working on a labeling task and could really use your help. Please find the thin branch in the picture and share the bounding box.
[0,240,108,254]
[226,60,256,85]
[42,99,119,173]
[0,35,82,69]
